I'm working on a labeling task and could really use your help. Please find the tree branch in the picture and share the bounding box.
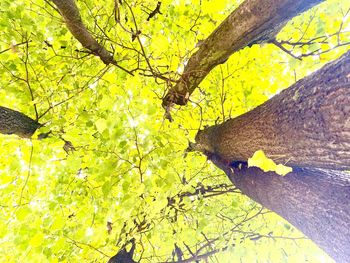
[146,1,162,21]
[0,106,41,138]
[51,0,134,75]
[162,0,324,108]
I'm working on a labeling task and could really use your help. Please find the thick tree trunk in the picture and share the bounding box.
[209,155,350,263]
[0,106,40,138]
[195,50,350,170]
[162,0,324,107]
[194,50,350,261]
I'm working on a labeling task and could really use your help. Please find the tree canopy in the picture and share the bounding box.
[0,0,349,262]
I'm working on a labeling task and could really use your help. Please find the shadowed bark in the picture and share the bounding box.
[52,0,133,75]
[0,106,40,138]
[195,50,350,170]
[108,248,136,263]
[108,239,136,263]
[162,0,324,108]
[209,155,350,263]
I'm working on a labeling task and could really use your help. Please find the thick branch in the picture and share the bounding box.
[209,155,350,263]
[52,0,133,75]
[162,0,324,107]
[195,50,350,170]
[0,106,41,138]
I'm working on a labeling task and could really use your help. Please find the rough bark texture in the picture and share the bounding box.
[52,0,131,74]
[210,155,350,263]
[162,0,324,108]
[194,50,350,261]
[195,50,350,170]
[0,106,40,138]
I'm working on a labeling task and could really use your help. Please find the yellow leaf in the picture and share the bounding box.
[248,150,292,176]
[95,118,107,134]
[29,233,44,247]
[276,164,293,176]
[51,217,65,230]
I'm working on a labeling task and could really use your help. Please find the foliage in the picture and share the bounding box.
[0,0,349,262]
[248,150,293,176]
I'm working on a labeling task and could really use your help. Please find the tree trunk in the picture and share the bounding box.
[162,0,324,107]
[0,106,40,138]
[194,50,350,261]
[209,155,350,263]
[195,50,350,170]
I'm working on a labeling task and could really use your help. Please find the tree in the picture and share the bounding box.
[0,0,349,262]
[195,50,350,170]
[195,50,350,262]
[211,163,350,263]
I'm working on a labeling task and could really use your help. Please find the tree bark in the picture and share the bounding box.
[51,0,133,75]
[195,50,350,170]
[0,106,40,138]
[209,155,350,263]
[162,0,324,108]
[193,49,350,261]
